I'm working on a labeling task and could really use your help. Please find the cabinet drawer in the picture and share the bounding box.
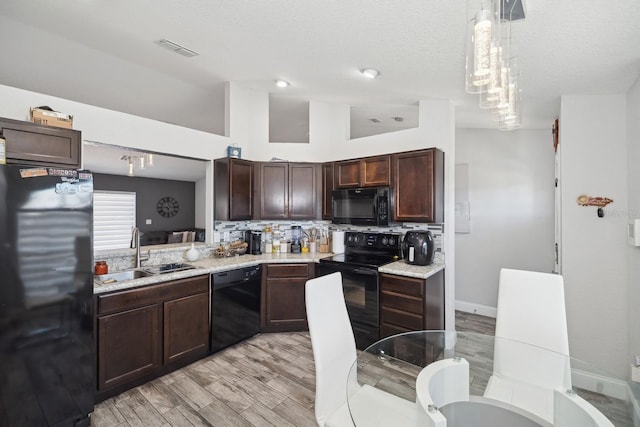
[98,275,209,315]
[380,274,424,297]
[381,291,423,315]
[380,307,423,330]
[380,322,412,339]
[266,263,310,278]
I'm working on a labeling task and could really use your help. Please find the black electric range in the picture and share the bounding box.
[318,231,401,349]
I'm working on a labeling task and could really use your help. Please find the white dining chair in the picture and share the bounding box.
[484,268,613,426]
[305,272,416,427]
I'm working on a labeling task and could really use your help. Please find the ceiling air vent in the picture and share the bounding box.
[157,39,199,58]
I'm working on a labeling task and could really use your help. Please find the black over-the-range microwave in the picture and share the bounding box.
[331,187,391,226]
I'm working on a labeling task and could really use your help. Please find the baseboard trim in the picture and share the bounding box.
[455,300,497,318]
[565,363,640,425]
[571,368,627,400]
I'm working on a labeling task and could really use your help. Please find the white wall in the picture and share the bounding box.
[455,129,555,316]
[560,94,628,378]
[627,76,640,379]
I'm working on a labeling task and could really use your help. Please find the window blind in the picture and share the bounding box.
[93,191,136,251]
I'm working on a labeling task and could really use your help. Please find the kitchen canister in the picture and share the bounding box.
[186,243,199,261]
[331,231,345,254]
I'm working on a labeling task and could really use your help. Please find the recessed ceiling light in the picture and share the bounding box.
[275,79,290,88]
[361,68,380,79]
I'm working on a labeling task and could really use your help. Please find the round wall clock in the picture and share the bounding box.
[157,196,179,218]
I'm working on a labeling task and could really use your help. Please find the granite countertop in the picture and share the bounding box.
[379,260,445,279]
[94,252,330,294]
[94,252,446,294]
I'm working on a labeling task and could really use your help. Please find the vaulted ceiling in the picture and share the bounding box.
[1,0,639,138]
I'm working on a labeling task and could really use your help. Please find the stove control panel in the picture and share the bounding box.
[345,231,400,251]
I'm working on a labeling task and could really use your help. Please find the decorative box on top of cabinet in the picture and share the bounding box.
[392,148,444,223]
[0,117,81,168]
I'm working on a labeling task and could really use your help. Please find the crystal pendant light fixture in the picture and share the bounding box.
[466,0,524,130]
[465,0,500,93]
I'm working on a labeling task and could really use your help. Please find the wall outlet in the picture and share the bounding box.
[145,219,152,225]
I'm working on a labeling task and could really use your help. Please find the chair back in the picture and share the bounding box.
[306,272,358,426]
[493,268,571,389]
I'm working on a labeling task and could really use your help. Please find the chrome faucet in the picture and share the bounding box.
[131,227,150,268]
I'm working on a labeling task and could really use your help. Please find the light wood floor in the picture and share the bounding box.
[92,312,632,426]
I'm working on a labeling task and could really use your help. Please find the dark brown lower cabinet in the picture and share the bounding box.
[95,274,210,401]
[379,269,445,338]
[261,263,313,332]
[379,270,445,365]
[163,292,210,365]
[97,304,161,392]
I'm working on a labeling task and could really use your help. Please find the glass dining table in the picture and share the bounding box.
[347,331,632,426]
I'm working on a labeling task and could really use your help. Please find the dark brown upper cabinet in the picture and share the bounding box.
[0,117,81,168]
[392,148,444,223]
[255,162,320,220]
[322,162,334,220]
[214,157,253,221]
[334,154,391,188]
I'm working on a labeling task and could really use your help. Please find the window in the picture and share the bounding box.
[93,191,136,251]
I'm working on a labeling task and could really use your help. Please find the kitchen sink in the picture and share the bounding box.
[94,263,196,285]
[141,263,196,275]
[94,269,153,284]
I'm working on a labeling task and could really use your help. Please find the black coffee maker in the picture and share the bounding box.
[244,230,262,255]
[402,231,435,266]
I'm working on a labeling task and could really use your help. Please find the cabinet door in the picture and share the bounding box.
[97,304,161,391]
[214,158,253,221]
[164,292,210,365]
[264,277,307,330]
[1,117,81,168]
[289,163,318,219]
[393,149,443,223]
[259,162,289,219]
[229,159,253,220]
[322,162,334,219]
[334,159,361,188]
[362,155,391,187]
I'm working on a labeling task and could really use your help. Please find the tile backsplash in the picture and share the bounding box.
[214,220,444,258]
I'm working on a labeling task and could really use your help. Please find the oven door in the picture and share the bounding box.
[317,262,379,349]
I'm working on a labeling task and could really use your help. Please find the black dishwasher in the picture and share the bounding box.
[210,265,262,353]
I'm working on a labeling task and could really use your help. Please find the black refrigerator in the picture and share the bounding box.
[0,164,94,426]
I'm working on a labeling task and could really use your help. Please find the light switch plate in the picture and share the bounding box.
[145,219,152,225]
[632,365,640,382]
